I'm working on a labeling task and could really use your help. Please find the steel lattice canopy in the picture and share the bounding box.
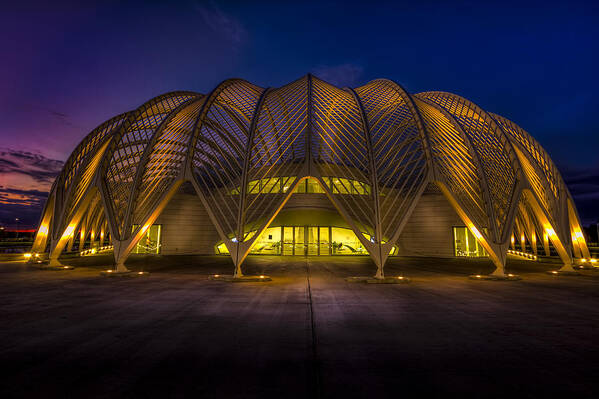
[31,75,591,277]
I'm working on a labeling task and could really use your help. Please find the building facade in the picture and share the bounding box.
[31,75,591,277]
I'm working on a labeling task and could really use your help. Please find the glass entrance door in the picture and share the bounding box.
[319,226,330,255]
[283,227,294,255]
[307,227,318,255]
[294,226,305,256]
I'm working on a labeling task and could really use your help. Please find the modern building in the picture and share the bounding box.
[31,75,591,277]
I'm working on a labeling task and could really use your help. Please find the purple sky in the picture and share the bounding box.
[1,0,598,228]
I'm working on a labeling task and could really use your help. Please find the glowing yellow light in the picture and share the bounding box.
[551,271,558,274]
[591,259,597,264]
[397,276,404,280]
[23,253,32,258]
[107,270,113,273]
[38,224,49,236]
[64,224,76,238]
[469,225,482,239]
[475,275,481,278]
[91,249,96,254]
[259,275,265,279]
[508,274,514,277]
[545,227,556,237]
[63,266,69,269]
[581,258,587,263]
[138,272,143,275]
[214,274,219,278]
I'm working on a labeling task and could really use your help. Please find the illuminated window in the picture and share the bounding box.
[332,178,351,194]
[307,227,318,255]
[294,180,306,193]
[331,227,367,255]
[248,180,260,194]
[216,225,375,256]
[352,180,367,195]
[261,178,280,194]
[283,226,294,255]
[216,242,229,254]
[306,178,325,193]
[131,224,162,254]
[281,176,294,193]
[250,227,281,255]
[319,226,330,255]
[231,176,369,195]
[294,225,305,254]
[453,227,487,257]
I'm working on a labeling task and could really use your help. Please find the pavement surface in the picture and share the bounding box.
[1,255,598,398]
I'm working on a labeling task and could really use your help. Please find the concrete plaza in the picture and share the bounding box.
[0,256,598,398]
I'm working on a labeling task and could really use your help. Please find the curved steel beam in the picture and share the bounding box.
[122,96,204,239]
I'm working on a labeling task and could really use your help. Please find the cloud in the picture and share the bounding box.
[0,148,63,228]
[312,63,364,87]
[0,148,63,184]
[195,1,247,45]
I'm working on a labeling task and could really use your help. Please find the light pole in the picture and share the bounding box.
[15,218,19,239]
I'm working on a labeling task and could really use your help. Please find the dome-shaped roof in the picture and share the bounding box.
[32,75,590,275]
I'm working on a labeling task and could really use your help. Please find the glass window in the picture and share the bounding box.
[294,226,305,255]
[352,180,367,195]
[307,227,318,255]
[294,180,306,193]
[283,226,294,255]
[306,178,325,193]
[250,227,281,255]
[216,242,229,254]
[331,227,367,255]
[319,226,330,255]
[262,178,280,194]
[248,180,260,194]
[281,176,294,193]
[453,227,487,257]
[321,177,331,191]
[131,224,161,254]
[333,178,351,194]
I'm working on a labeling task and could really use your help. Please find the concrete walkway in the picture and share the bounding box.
[0,256,598,398]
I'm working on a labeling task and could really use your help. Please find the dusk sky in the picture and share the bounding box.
[1,0,598,228]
